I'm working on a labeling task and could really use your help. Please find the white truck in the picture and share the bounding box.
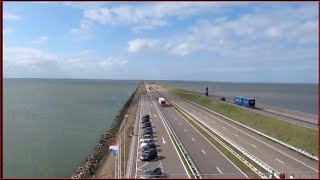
[158,98,166,107]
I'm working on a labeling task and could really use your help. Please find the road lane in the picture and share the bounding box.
[150,90,247,178]
[131,92,188,178]
[157,89,318,178]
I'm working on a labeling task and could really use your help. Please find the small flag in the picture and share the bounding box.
[108,142,119,154]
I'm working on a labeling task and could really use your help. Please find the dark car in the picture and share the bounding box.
[140,148,158,161]
[142,142,157,152]
[142,167,163,179]
[141,126,153,132]
[141,118,150,123]
[141,122,152,128]
[142,115,150,119]
[140,130,153,136]
[219,97,225,101]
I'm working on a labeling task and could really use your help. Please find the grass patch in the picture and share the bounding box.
[173,103,264,179]
[160,84,318,155]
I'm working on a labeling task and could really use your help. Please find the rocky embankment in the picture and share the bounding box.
[71,84,142,178]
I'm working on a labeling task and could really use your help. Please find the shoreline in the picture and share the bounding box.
[71,83,143,179]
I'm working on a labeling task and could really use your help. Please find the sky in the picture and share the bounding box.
[3,2,318,83]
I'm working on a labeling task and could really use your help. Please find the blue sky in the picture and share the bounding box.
[3,2,318,83]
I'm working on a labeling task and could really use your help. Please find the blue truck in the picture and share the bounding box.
[234,97,255,108]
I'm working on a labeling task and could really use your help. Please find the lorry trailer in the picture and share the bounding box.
[234,97,255,107]
[158,98,166,107]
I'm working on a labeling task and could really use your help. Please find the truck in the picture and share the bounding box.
[234,97,255,108]
[158,98,166,107]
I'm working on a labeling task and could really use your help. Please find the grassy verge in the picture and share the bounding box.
[159,84,318,155]
[172,102,266,179]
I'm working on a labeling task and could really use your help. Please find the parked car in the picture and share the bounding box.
[140,130,153,136]
[141,140,156,148]
[142,142,157,152]
[142,115,150,119]
[140,148,158,161]
[219,97,225,101]
[142,167,163,178]
[141,122,152,128]
[141,118,150,123]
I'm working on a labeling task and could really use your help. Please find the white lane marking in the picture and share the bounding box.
[137,162,150,170]
[234,134,239,137]
[154,114,157,118]
[251,144,257,148]
[201,149,206,154]
[222,126,226,129]
[276,158,285,164]
[216,167,222,174]
[192,138,195,141]
[184,129,187,132]
[179,123,181,125]
[162,137,166,144]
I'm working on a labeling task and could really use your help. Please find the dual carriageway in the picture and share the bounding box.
[125,84,318,179]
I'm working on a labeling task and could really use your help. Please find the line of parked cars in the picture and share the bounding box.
[139,114,163,178]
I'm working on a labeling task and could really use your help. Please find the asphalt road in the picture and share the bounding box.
[130,93,189,178]
[155,87,318,178]
[149,89,247,178]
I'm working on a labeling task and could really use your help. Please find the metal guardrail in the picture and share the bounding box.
[164,90,319,162]
[170,100,270,179]
[151,93,202,179]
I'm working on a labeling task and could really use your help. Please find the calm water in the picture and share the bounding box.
[3,78,141,178]
[157,80,318,115]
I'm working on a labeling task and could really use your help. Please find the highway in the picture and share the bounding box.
[129,93,189,178]
[149,89,247,178]
[155,87,318,178]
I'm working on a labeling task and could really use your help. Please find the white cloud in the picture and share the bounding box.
[32,36,49,44]
[127,3,317,60]
[4,46,128,78]
[4,12,21,21]
[70,2,254,36]
[4,46,57,67]
[128,39,159,52]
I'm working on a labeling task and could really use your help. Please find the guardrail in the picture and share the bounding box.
[151,93,202,179]
[169,100,270,179]
[163,90,319,162]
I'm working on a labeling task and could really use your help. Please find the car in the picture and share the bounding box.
[142,115,150,119]
[140,130,153,136]
[140,135,154,142]
[140,138,154,144]
[219,97,225,101]
[141,118,150,123]
[141,140,156,148]
[141,127,153,133]
[140,148,158,161]
[141,122,152,128]
[142,142,157,152]
[140,134,154,139]
[142,167,163,178]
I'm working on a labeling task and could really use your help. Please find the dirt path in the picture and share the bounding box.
[94,84,146,178]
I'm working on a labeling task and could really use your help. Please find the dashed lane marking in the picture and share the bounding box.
[216,167,222,174]
[276,158,285,164]
[201,149,206,154]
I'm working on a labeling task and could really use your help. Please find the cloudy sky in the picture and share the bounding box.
[3,2,318,83]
